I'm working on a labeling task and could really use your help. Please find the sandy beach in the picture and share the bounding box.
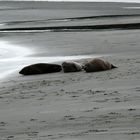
[0,1,140,140]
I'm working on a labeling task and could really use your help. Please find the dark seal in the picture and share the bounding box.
[83,58,117,72]
[19,63,62,75]
[62,61,82,73]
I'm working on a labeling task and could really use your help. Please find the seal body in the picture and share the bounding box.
[84,58,117,72]
[19,63,62,75]
[62,61,82,73]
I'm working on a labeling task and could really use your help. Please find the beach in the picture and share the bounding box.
[0,1,140,140]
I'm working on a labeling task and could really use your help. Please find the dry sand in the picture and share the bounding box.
[0,1,140,140]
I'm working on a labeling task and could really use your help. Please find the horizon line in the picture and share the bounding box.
[0,0,140,3]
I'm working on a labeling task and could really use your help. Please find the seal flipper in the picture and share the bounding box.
[111,64,117,69]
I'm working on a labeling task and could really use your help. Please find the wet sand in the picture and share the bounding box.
[0,1,140,140]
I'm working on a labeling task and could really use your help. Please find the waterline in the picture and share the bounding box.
[0,40,32,79]
[0,40,32,59]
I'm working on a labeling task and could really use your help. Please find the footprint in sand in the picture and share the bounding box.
[64,115,76,121]
[0,121,6,126]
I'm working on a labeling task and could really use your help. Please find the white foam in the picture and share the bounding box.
[0,30,52,33]
[0,23,5,26]
[123,7,140,9]
[0,40,32,79]
[0,40,32,59]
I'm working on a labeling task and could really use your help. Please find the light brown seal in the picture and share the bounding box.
[19,63,62,75]
[62,61,82,73]
[83,58,117,72]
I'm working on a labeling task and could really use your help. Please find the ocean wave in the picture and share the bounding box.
[0,23,5,26]
[0,40,33,79]
[1,14,140,26]
[123,7,140,9]
[1,22,140,33]
[0,41,32,59]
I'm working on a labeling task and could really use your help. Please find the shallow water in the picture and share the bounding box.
[0,41,32,59]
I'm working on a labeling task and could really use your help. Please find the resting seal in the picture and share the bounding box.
[83,58,117,72]
[19,63,62,75]
[62,61,82,73]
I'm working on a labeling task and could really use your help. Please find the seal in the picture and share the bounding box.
[19,63,62,75]
[83,58,117,72]
[62,61,82,73]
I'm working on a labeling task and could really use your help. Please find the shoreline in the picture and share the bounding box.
[1,22,140,32]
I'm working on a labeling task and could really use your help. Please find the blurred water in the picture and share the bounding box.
[0,41,32,59]
[124,7,140,9]
[0,41,31,79]
[47,0,140,2]
[0,0,140,3]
